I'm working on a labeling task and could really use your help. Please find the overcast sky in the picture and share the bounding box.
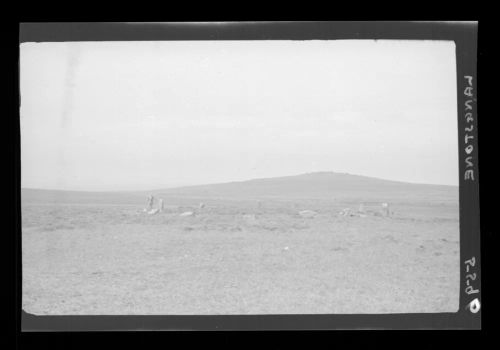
[20,40,458,191]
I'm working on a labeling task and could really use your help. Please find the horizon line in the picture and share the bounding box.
[20,171,459,193]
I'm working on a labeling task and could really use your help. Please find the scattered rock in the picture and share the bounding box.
[339,208,352,217]
[299,210,318,218]
[383,234,397,243]
[242,214,258,225]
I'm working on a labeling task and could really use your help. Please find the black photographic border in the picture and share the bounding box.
[17,21,480,331]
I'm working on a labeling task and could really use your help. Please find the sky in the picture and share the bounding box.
[20,40,458,191]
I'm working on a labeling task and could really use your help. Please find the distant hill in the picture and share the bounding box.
[21,188,148,205]
[22,172,458,205]
[156,172,458,202]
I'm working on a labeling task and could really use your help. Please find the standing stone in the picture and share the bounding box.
[381,202,390,217]
[146,195,154,211]
[358,203,365,213]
